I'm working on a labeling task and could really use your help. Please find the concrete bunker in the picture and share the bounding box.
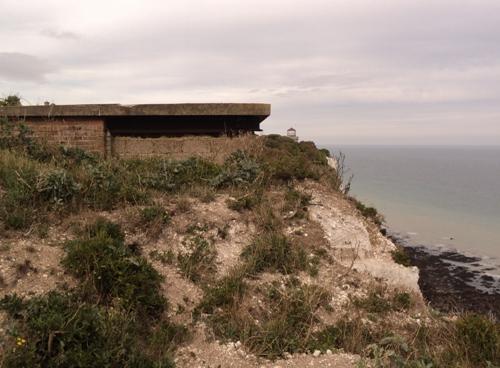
[0,103,270,159]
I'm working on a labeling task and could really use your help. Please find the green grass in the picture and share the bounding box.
[196,267,247,315]
[391,246,412,267]
[353,287,413,314]
[204,278,329,359]
[0,291,185,368]
[62,219,166,317]
[177,235,217,283]
[455,314,499,365]
[241,232,307,275]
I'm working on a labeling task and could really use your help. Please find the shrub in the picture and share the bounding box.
[206,279,329,359]
[308,325,342,352]
[227,193,260,212]
[392,291,413,311]
[197,268,247,315]
[0,292,178,368]
[354,288,392,314]
[140,205,171,225]
[177,235,217,283]
[283,188,311,219]
[260,135,331,182]
[391,246,412,267]
[81,161,146,210]
[139,157,221,192]
[241,232,307,275]
[211,150,261,188]
[455,314,499,365]
[36,168,80,204]
[352,198,382,225]
[62,220,166,317]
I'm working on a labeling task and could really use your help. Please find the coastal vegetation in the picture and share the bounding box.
[0,115,498,367]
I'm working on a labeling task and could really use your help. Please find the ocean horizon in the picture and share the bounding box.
[325,144,500,275]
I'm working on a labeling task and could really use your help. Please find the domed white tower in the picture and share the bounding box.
[286,127,298,142]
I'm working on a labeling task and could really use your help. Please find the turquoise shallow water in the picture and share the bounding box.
[325,146,500,265]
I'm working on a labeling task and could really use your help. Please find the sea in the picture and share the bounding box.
[325,145,500,289]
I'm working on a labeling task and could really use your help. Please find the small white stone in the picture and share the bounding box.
[326,349,332,355]
[235,341,242,348]
[313,350,321,357]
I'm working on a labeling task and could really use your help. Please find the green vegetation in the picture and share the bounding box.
[205,278,330,359]
[0,95,22,106]
[353,287,413,314]
[391,246,412,267]
[351,197,383,225]
[1,117,497,367]
[241,232,307,275]
[62,218,166,317]
[177,234,217,283]
[455,314,499,365]
[0,219,188,367]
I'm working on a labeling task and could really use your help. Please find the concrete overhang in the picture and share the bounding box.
[0,103,271,120]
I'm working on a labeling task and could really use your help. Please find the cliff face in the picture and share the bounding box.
[0,131,497,367]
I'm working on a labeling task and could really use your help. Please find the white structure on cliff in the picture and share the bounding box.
[286,127,298,142]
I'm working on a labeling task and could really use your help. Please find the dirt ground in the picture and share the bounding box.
[0,183,429,367]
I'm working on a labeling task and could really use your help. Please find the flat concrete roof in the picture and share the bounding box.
[0,103,271,118]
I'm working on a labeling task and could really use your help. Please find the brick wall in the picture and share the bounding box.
[25,118,106,155]
[113,135,261,163]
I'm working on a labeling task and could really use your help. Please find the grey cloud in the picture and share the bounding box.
[0,53,55,82]
[41,28,80,40]
[0,0,499,144]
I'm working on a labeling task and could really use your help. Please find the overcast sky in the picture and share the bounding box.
[1,0,499,145]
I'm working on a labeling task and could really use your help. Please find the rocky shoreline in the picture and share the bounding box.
[388,234,500,319]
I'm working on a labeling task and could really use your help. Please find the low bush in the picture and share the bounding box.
[351,198,383,225]
[455,314,499,365]
[391,246,412,267]
[354,288,413,315]
[177,235,217,283]
[211,150,261,188]
[260,135,331,183]
[140,205,171,225]
[241,232,307,275]
[0,291,181,368]
[62,219,166,317]
[227,193,260,212]
[196,267,247,315]
[206,279,329,359]
[283,188,311,219]
[36,168,80,205]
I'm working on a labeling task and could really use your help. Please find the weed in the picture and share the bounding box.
[197,268,247,315]
[308,325,342,352]
[149,249,175,265]
[283,188,311,219]
[391,246,412,267]
[241,232,307,275]
[352,198,383,225]
[392,291,413,311]
[175,197,192,213]
[177,235,217,283]
[211,150,261,188]
[0,291,181,367]
[0,242,12,252]
[227,193,260,212]
[354,288,392,314]
[36,168,80,205]
[140,205,170,224]
[207,279,329,358]
[455,314,499,365]
[62,219,166,317]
